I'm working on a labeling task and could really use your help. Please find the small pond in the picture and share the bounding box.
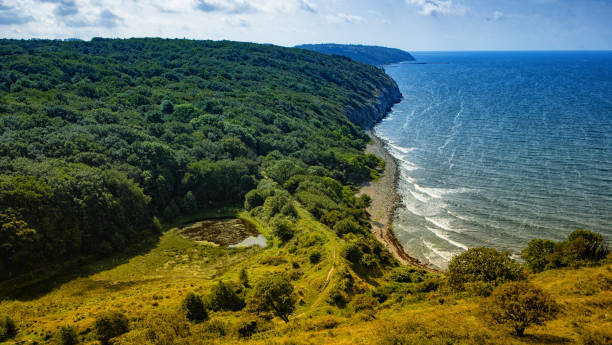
[177,218,267,248]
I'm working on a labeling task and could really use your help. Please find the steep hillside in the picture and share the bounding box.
[0,38,401,279]
[295,44,415,65]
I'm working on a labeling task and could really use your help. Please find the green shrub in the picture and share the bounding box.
[333,218,364,236]
[236,320,257,338]
[521,238,557,272]
[418,277,441,293]
[244,189,265,211]
[351,294,379,312]
[0,315,16,341]
[565,229,609,263]
[447,247,525,291]
[58,325,78,345]
[306,316,340,330]
[181,293,208,323]
[485,281,559,336]
[141,312,190,345]
[206,281,245,312]
[94,311,129,345]
[522,230,609,272]
[271,217,296,243]
[309,251,321,264]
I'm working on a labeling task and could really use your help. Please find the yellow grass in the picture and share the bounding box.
[1,207,610,344]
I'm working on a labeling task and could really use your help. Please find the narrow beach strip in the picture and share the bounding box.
[358,131,441,272]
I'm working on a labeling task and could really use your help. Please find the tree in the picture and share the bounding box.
[94,311,129,345]
[248,275,296,322]
[447,247,525,291]
[486,281,559,336]
[206,281,245,312]
[160,99,174,114]
[521,239,557,273]
[565,229,609,262]
[181,293,208,323]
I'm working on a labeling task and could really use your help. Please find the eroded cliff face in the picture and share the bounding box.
[345,80,402,128]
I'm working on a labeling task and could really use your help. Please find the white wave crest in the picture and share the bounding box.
[426,227,469,251]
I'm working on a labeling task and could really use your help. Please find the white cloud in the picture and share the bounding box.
[194,0,316,14]
[405,0,467,16]
[493,10,504,21]
[327,12,365,24]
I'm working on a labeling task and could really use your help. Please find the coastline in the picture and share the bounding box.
[359,131,440,272]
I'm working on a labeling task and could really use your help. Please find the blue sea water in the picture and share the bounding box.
[376,51,612,269]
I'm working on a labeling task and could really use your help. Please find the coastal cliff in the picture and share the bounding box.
[345,80,403,128]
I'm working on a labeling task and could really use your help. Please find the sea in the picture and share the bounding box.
[376,51,612,269]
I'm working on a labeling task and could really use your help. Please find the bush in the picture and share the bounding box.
[306,316,339,330]
[485,281,559,336]
[94,311,129,345]
[351,294,379,312]
[565,229,609,263]
[206,281,245,312]
[141,312,190,345]
[309,251,321,264]
[387,266,429,283]
[0,315,16,341]
[244,189,265,211]
[236,320,257,338]
[447,247,525,291]
[522,230,609,272]
[181,293,208,323]
[58,325,78,345]
[521,239,557,273]
[271,218,296,243]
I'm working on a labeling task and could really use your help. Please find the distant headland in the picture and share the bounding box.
[295,43,415,65]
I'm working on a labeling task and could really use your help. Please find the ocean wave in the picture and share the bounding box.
[387,142,415,154]
[423,240,456,262]
[396,157,421,171]
[425,217,462,233]
[409,189,430,203]
[412,183,473,199]
[426,227,469,251]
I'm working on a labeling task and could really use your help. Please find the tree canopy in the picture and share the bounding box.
[0,38,399,278]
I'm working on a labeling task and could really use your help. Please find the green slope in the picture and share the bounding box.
[295,44,415,65]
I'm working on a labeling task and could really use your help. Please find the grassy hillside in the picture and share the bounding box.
[295,44,415,65]
[1,211,610,344]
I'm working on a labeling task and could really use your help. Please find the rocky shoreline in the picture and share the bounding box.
[358,132,439,272]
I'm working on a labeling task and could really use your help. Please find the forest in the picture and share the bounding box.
[295,44,416,65]
[0,38,399,278]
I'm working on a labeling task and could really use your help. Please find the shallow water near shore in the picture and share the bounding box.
[377,51,612,269]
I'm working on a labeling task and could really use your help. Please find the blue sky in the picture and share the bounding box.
[1,0,611,50]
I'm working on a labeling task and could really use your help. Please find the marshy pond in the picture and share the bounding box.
[177,218,267,248]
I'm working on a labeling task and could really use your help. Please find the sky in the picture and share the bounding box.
[0,0,611,51]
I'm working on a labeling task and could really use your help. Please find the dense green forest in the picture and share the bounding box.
[295,44,415,65]
[0,38,400,278]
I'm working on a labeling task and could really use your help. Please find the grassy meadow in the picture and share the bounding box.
[1,204,610,344]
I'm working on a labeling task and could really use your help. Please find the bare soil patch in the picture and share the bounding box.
[178,218,259,246]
